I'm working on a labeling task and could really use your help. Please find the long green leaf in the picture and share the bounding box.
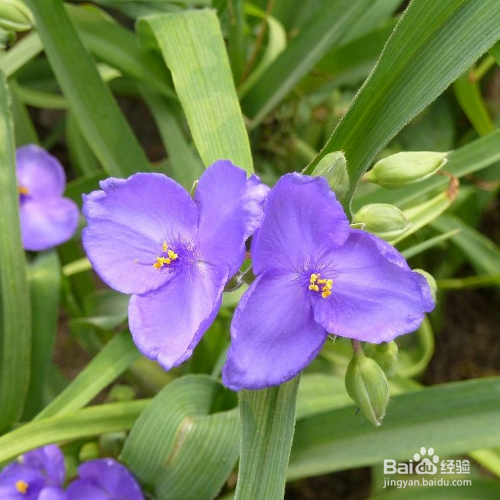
[0,69,31,432]
[241,0,372,126]
[141,10,253,173]
[432,215,500,275]
[308,0,500,203]
[235,376,300,500]
[36,331,140,420]
[453,71,495,137]
[23,250,61,419]
[0,400,149,465]
[288,377,500,480]
[122,375,240,500]
[141,89,204,188]
[24,0,150,176]
[67,4,175,98]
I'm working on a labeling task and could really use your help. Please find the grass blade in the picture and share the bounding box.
[308,0,500,203]
[0,400,149,465]
[235,376,300,500]
[289,377,500,480]
[241,0,372,126]
[36,331,140,420]
[23,250,61,419]
[142,10,253,173]
[24,0,150,176]
[0,69,31,432]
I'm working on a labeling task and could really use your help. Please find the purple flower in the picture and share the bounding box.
[16,145,79,251]
[82,161,268,370]
[0,445,66,500]
[66,459,143,500]
[222,174,434,390]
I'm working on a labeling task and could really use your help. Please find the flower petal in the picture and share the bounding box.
[38,487,67,500]
[69,459,144,500]
[251,173,349,275]
[20,197,79,251]
[82,173,198,295]
[222,270,328,390]
[195,160,269,275]
[312,230,434,343]
[22,445,66,485]
[128,262,228,370]
[66,479,109,500]
[16,145,66,199]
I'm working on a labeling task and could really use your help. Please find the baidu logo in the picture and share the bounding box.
[414,447,439,474]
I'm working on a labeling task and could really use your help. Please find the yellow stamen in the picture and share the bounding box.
[16,480,29,495]
[18,186,29,196]
[308,273,333,299]
[153,242,179,270]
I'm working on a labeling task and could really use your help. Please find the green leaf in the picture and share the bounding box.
[0,400,149,465]
[432,215,500,275]
[65,171,106,208]
[0,69,31,432]
[36,331,140,420]
[308,0,500,202]
[241,0,372,126]
[122,375,240,500]
[453,71,494,136]
[141,89,204,189]
[24,0,150,176]
[66,4,175,98]
[23,250,61,419]
[0,31,42,78]
[237,4,286,99]
[288,377,500,480]
[66,113,101,175]
[391,192,454,244]
[141,10,253,173]
[401,229,460,260]
[437,274,500,290]
[235,376,300,500]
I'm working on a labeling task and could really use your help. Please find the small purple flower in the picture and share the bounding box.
[16,145,79,251]
[222,174,434,390]
[66,459,143,500]
[82,161,268,370]
[0,445,66,500]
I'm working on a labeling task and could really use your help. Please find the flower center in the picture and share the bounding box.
[18,185,29,196]
[308,273,333,298]
[16,480,29,495]
[153,241,179,270]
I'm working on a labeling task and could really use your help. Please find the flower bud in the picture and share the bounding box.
[0,0,34,32]
[312,151,349,203]
[414,269,437,303]
[345,350,389,426]
[108,384,136,402]
[352,203,409,240]
[365,341,399,379]
[79,442,100,462]
[366,151,448,189]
